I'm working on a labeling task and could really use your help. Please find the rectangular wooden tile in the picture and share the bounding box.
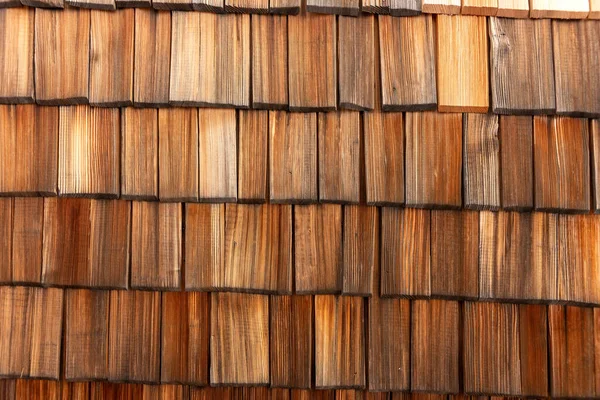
[405,112,462,208]
[531,0,589,18]
[381,207,431,297]
[58,106,120,198]
[389,0,421,14]
[251,15,288,109]
[0,287,29,376]
[121,108,158,200]
[318,111,361,203]
[592,119,600,211]
[364,112,404,205]
[339,15,375,110]
[463,113,500,210]
[422,0,460,13]
[462,0,498,14]
[431,210,479,299]
[29,287,64,379]
[197,14,250,107]
[436,15,489,112]
[464,302,522,395]
[519,305,549,397]
[222,204,292,293]
[211,293,269,385]
[226,0,268,12]
[270,295,313,388]
[479,211,558,302]
[134,10,170,107]
[533,116,590,212]
[497,0,529,16]
[489,18,555,114]
[198,109,237,202]
[108,290,161,383]
[315,295,365,389]
[0,8,34,103]
[161,292,209,385]
[158,108,198,202]
[269,111,318,203]
[89,9,133,105]
[379,15,436,111]
[238,110,267,202]
[411,300,460,393]
[0,105,58,195]
[558,214,600,304]
[552,20,600,116]
[362,0,389,13]
[342,206,379,296]
[549,305,596,398]
[15,381,60,400]
[295,204,342,294]
[499,116,533,210]
[169,12,200,104]
[131,201,181,290]
[184,204,224,291]
[270,0,299,13]
[35,8,90,105]
[11,198,43,284]
[306,0,360,15]
[64,289,109,380]
[288,12,336,111]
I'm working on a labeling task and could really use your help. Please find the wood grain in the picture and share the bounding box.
[134,10,171,107]
[315,295,365,389]
[389,0,421,15]
[362,0,390,13]
[193,0,223,11]
[411,300,460,393]
[533,116,590,212]
[0,199,11,283]
[270,295,313,388]
[198,109,237,202]
[339,15,375,110]
[558,214,600,304]
[121,108,158,200]
[405,112,463,208]
[11,198,43,285]
[108,290,161,383]
[131,201,181,290]
[306,0,360,15]
[161,292,209,385]
[364,112,404,205]
[552,20,600,116]
[379,15,436,111]
[464,302,522,395]
[251,15,288,109]
[66,0,115,9]
[269,111,318,203]
[0,105,58,195]
[318,111,361,203]
[238,110,268,202]
[210,293,269,385]
[21,0,64,7]
[222,204,292,293]
[169,12,200,105]
[58,106,120,198]
[489,18,555,115]
[64,289,109,380]
[499,116,534,210]
[530,0,590,18]
[343,206,379,296]
[479,211,559,302]
[184,204,224,291]
[0,8,34,103]
[436,15,489,113]
[463,113,501,210]
[269,0,300,13]
[288,12,337,111]
[35,8,90,105]
[15,380,60,400]
[295,204,342,294]
[153,0,191,11]
[431,210,479,299]
[158,108,199,202]
[225,0,268,12]
[462,0,498,15]
[381,207,431,297]
[422,0,460,13]
[519,305,549,397]
[548,305,596,398]
[593,119,600,212]
[496,0,529,16]
[0,287,29,377]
